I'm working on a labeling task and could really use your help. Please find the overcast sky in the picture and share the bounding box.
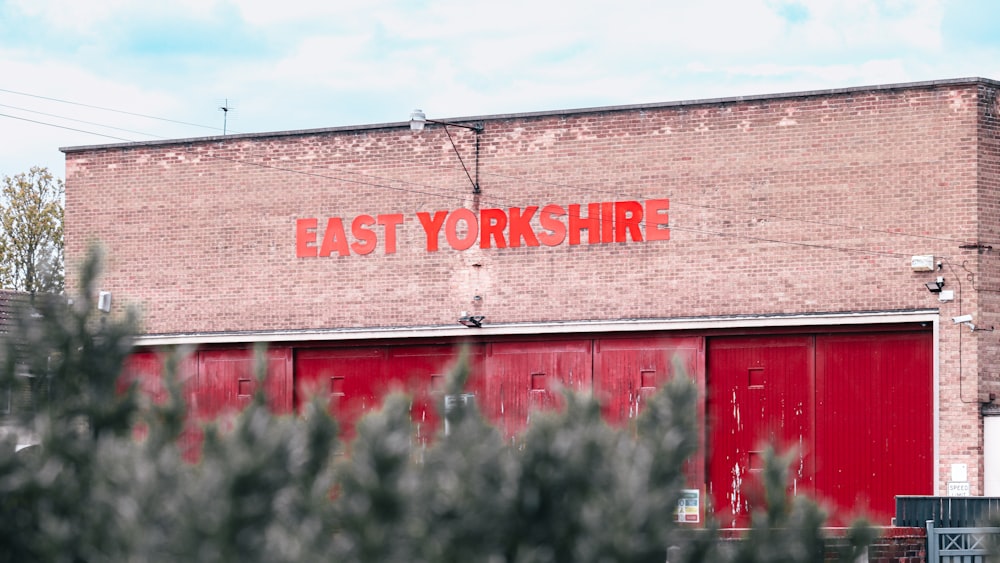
[1,0,998,178]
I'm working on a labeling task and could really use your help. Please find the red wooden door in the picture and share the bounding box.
[595,336,706,502]
[196,348,292,416]
[707,336,814,528]
[386,344,485,443]
[594,336,702,426]
[815,332,932,524]
[294,347,386,441]
[195,350,250,419]
[121,351,167,403]
[483,340,592,437]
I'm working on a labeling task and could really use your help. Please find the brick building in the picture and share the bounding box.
[62,77,1000,527]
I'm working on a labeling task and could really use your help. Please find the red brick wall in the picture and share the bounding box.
[63,83,983,332]
[975,83,1000,496]
[836,527,926,562]
[63,79,998,494]
[719,526,926,562]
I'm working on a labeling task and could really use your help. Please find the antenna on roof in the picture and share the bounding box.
[219,99,234,135]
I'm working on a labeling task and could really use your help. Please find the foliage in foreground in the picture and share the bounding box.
[0,252,875,562]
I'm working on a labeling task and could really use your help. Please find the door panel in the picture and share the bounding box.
[815,332,933,524]
[386,344,485,443]
[294,347,386,441]
[595,336,706,498]
[197,348,292,417]
[594,336,702,425]
[707,336,814,528]
[484,340,592,437]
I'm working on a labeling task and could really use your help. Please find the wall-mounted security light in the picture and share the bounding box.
[952,314,993,332]
[97,291,112,313]
[410,109,484,194]
[458,311,485,328]
[911,255,935,272]
[411,110,483,133]
[925,277,945,293]
[409,109,428,132]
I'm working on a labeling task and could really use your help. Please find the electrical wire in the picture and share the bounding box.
[145,136,947,261]
[0,96,489,205]
[960,259,1000,293]
[0,88,978,259]
[943,260,979,404]
[467,163,974,246]
[0,112,132,143]
[170,143,488,208]
[0,87,974,248]
[670,225,915,258]
[0,87,228,133]
[0,102,169,140]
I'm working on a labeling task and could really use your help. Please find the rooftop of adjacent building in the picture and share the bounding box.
[0,290,30,336]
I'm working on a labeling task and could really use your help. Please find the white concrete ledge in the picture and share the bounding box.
[135,309,939,347]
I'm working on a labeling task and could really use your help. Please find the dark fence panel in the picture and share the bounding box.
[896,496,1000,527]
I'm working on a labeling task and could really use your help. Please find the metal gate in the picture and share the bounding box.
[926,521,1000,562]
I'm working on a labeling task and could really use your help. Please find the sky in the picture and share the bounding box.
[1,0,999,179]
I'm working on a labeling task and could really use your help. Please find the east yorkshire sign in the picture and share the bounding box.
[295,199,669,257]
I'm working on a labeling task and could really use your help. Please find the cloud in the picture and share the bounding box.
[784,0,944,52]
[0,0,996,179]
[0,51,198,175]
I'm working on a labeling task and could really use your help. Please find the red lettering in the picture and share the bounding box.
[601,202,614,243]
[538,205,566,246]
[445,208,478,250]
[296,218,318,257]
[319,218,350,257]
[417,211,448,252]
[568,203,601,245]
[350,214,377,255]
[614,201,644,242]
[378,214,404,254]
[480,208,508,249]
[298,200,666,257]
[645,199,670,241]
[509,206,539,248]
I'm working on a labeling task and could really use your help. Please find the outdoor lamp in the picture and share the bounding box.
[408,109,484,193]
[925,278,945,293]
[458,312,485,328]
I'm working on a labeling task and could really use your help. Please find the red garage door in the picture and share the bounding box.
[707,331,932,528]
[815,332,933,524]
[483,340,592,437]
[197,348,292,417]
[385,345,485,444]
[594,336,706,491]
[123,347,293,460]
[594,336,703,426]
[295,348,387,442]
[294,344,485,443]
[707,336,815,529]
[125,327,931,528]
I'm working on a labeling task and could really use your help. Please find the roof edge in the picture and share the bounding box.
[61,77,1000,155]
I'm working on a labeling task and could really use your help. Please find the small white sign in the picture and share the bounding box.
[952,463,968,482]
[948,482,971,497]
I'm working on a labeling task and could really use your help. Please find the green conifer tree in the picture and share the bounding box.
[0,249,875,562]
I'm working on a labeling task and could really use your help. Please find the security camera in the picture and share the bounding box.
[953,314,973,324]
